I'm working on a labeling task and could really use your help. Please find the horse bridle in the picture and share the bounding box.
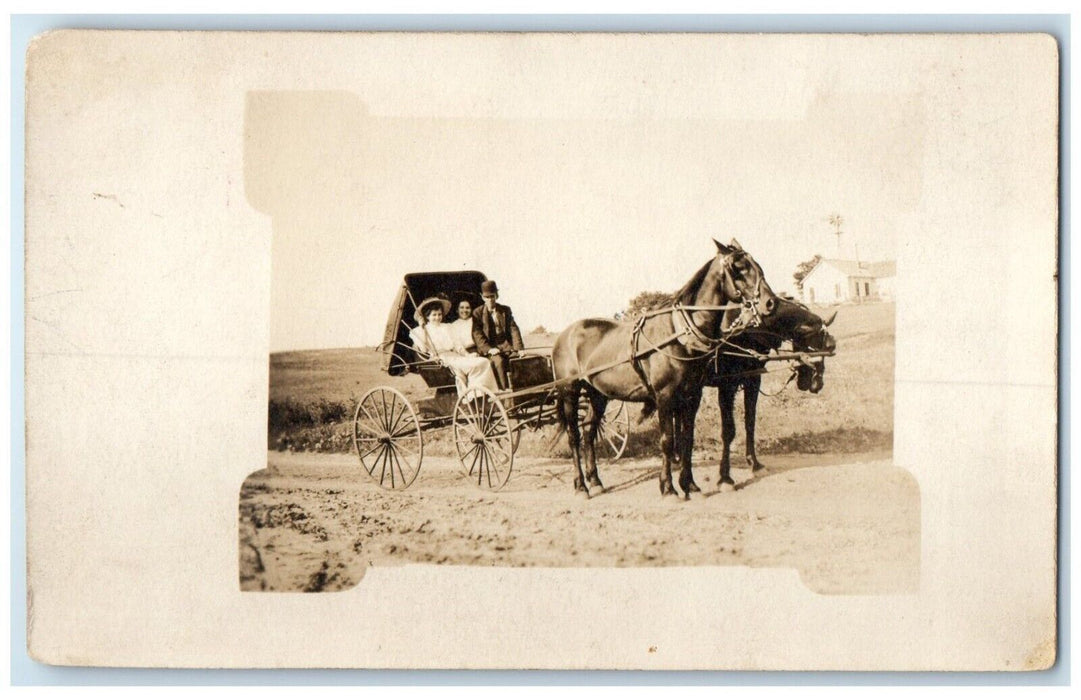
[666,252,769,354]
[721,252,770,329]
[710,322,832,396]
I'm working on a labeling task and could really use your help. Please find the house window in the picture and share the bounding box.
[864,282,871,296]
[835,283,841,299]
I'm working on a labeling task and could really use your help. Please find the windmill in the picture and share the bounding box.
[828,213,844,256]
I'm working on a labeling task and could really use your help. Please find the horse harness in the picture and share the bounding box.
[578,255,772,400]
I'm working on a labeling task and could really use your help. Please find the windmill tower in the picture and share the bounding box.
[828,213,844,256]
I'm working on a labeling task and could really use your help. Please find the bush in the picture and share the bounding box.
[268,398,352,433]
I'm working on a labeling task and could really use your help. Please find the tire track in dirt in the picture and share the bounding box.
[240,450,917,594]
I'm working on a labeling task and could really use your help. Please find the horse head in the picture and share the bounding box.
[791,308,836,394]
[712,238,778,325]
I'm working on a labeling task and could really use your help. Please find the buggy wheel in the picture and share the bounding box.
[578,398,630,461]
[598,400,631,460]
[453,387,514,491]
[353,386,423,490]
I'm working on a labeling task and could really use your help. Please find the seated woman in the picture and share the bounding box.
[448,296,479,354]
[409,297,499,395]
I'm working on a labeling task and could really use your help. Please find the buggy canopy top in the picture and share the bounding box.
[380,270,488,375]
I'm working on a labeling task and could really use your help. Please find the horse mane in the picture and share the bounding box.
[673,258,717,305]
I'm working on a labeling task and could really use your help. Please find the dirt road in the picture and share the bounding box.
[240,449,918,595]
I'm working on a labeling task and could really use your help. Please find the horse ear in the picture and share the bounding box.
[728,238,744,251]
[824,310,837,327]
[713,238,732,254]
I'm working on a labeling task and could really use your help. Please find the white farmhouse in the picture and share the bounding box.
[801,258,896,305]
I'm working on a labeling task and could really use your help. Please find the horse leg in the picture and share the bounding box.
[558,385,589,495]
[743,375,763,472]
[583,389,607,492]
[718,382,738,492]
[678,387,703,498]
[657,399,678,496]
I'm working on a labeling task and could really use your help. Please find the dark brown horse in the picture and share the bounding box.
[552,239,778,498]
[707,297,836,490]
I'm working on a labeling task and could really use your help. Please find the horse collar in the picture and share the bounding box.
[672,305,719,353]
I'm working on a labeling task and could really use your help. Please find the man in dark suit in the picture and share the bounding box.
[472,279,524,391]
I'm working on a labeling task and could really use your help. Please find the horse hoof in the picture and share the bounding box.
[718,481,736,493]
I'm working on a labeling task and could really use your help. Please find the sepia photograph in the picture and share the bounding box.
[240,89,911,593]
[23,29,1057,670]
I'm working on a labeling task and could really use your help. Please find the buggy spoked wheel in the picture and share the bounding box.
[599,400,631,460]
[453,387,514,491]
[578,398,631,461]
[353,386,423,490]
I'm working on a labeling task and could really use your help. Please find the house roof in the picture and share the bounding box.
[809,258,895,279]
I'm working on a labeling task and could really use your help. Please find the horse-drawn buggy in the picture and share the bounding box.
[356,240,837,499]
[353,270,631,492]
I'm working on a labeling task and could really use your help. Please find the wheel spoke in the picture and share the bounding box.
[459,441,481,465]
[382,390,398,433]
[484,415,507,439]
[465,401,485,439]
[359,402,385,437]
[392,438,420,459]
[361,444,382,476]
[487,448,506,483]
[458,395,476,430]
[465,439,483,476]
[354,409,383,437]
[390,410,417,437]
[374,444,388,480]
[471,397,488,436]
[386,445,400,485]
[459,414,479,444]
[490,439,511,463]
[390,446,411,487]
[393,442,417,475]
[357,440,384,463]
[386,394,406,437]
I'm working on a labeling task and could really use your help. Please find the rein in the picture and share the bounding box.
[641,303,758,363]
[578,252,772,400]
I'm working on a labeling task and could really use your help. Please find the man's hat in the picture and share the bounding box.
[481,280,499,296]
[414,296,451,324]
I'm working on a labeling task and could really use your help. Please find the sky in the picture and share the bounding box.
[245,38,915,351]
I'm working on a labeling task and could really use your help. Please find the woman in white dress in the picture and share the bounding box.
[449,297,479,353]
[409,297,499,395]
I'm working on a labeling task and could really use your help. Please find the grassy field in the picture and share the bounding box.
[268,303,893,457]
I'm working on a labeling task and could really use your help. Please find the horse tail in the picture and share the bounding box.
[547,390,569,452]
[545,421,567,453]
[638,398,656,423]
